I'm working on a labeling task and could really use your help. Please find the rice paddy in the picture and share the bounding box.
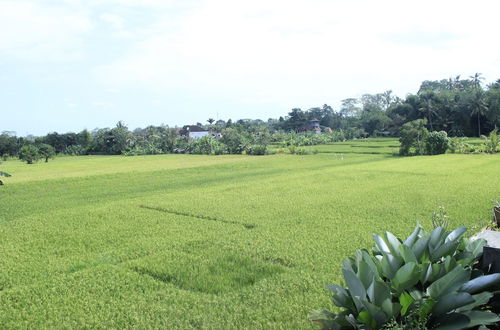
[0,139,499,328]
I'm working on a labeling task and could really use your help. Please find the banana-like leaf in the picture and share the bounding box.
[373,234,391,254]
[0,171,11,177]
[403,224,421,247]
[433,312,470,330]
[459,273,500,294]
[356,310,377,329]
[384,231,402,257]
[398,244,417,263]
[466,238,487,260]
[357,260,375,290]
[399,291,414,316]
[361,250,380,278]
[461,310,500,327]
[381,298,401,320]
[412,235,430,261]
[366,279,391,306]
[430,240,459,262]
[358,298,389,327]
[445,226,467,243]
[342,268,367,311]
[431,292,475,315]
[429,226,445,248]
[427,266,470,299]
[392,262,421,293]
[455,291,493,313]
[328,285,356,311]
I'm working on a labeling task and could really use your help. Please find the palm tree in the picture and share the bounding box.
[470,72,485,90]
[470,90,488,137]
[418,92,439,131]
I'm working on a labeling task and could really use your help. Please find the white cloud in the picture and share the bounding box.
[92,0,500,108]
[0,0,93,61]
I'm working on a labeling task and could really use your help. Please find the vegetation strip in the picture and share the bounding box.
[139,205,256,229]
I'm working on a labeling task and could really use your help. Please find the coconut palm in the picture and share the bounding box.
[418,92,439,131]
[470,90,489,137]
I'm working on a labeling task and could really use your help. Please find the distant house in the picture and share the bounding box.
[180,125,210,139]
[298,119,321,134]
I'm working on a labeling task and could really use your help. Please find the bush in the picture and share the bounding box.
[424,131,449,155]
[485,129,498,153]
[19,145,40,164]
[245,144,267,155]
[399,120,428,156]
[188,136,225,155]
[309,224,500,329]
[64,145,87,156]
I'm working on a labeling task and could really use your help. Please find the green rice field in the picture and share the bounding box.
[0,139,499,328]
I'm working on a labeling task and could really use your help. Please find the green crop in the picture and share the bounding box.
[0,139,499,328]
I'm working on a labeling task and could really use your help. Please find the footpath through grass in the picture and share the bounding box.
[0,140,499,328]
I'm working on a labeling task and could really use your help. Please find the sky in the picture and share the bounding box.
[1,0,500,136]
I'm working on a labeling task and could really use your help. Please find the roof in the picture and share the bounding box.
[184,125,206,132]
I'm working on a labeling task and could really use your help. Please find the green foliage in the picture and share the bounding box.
[310,224,500,329]
[424,131,449,155]
[18,145,40,164]
[37,143,56,162]
[399,120,428,155]
[245,144,267,155]
[485,129,498,153]
[220,128,247,154]
[0,140,499,327]
[188,136,225,155]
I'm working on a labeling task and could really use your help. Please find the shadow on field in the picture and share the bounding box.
[139,205,256,229]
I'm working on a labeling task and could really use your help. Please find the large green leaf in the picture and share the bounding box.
[403,224,421,247]
[384,231,402,257]
[427,266,470,299]
[381,298,401,319]
[342,268,367,307]
[430,240,459,262]
[328,285,356,311]
[429,226,445,248]
[399,291,414,316]
[431,292,475,315]
[357,260,375,290]
[462,310,500,327]
[398,244,417,263]
[392,262,421,293]
[455,291,493,312]
[373,234,391,254]
[444,226,467,243]
[367,279,391,306]
[433,312,470,330]
[412,235,430,261]
[459,273,500,294]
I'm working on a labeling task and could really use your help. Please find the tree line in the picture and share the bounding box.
[1,74,499,158]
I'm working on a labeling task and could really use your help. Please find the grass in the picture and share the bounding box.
[0,139,499,328]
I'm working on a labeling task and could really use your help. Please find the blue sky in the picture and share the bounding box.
[1,0,500,136]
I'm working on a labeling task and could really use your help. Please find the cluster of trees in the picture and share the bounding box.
[1,74,499,159]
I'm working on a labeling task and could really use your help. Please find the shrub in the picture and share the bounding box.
[2,153,8,161]
[18,145,40,164]
[485,129,498,153]
[64,145,87,156]
[245,144,267,155]
[188,136,225,155]
[448,137,469,154]
[399,120,428,156]
[424,131,449,155]
[309,224,500,329]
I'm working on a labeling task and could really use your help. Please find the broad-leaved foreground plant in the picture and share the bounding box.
[309,224,500,329]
